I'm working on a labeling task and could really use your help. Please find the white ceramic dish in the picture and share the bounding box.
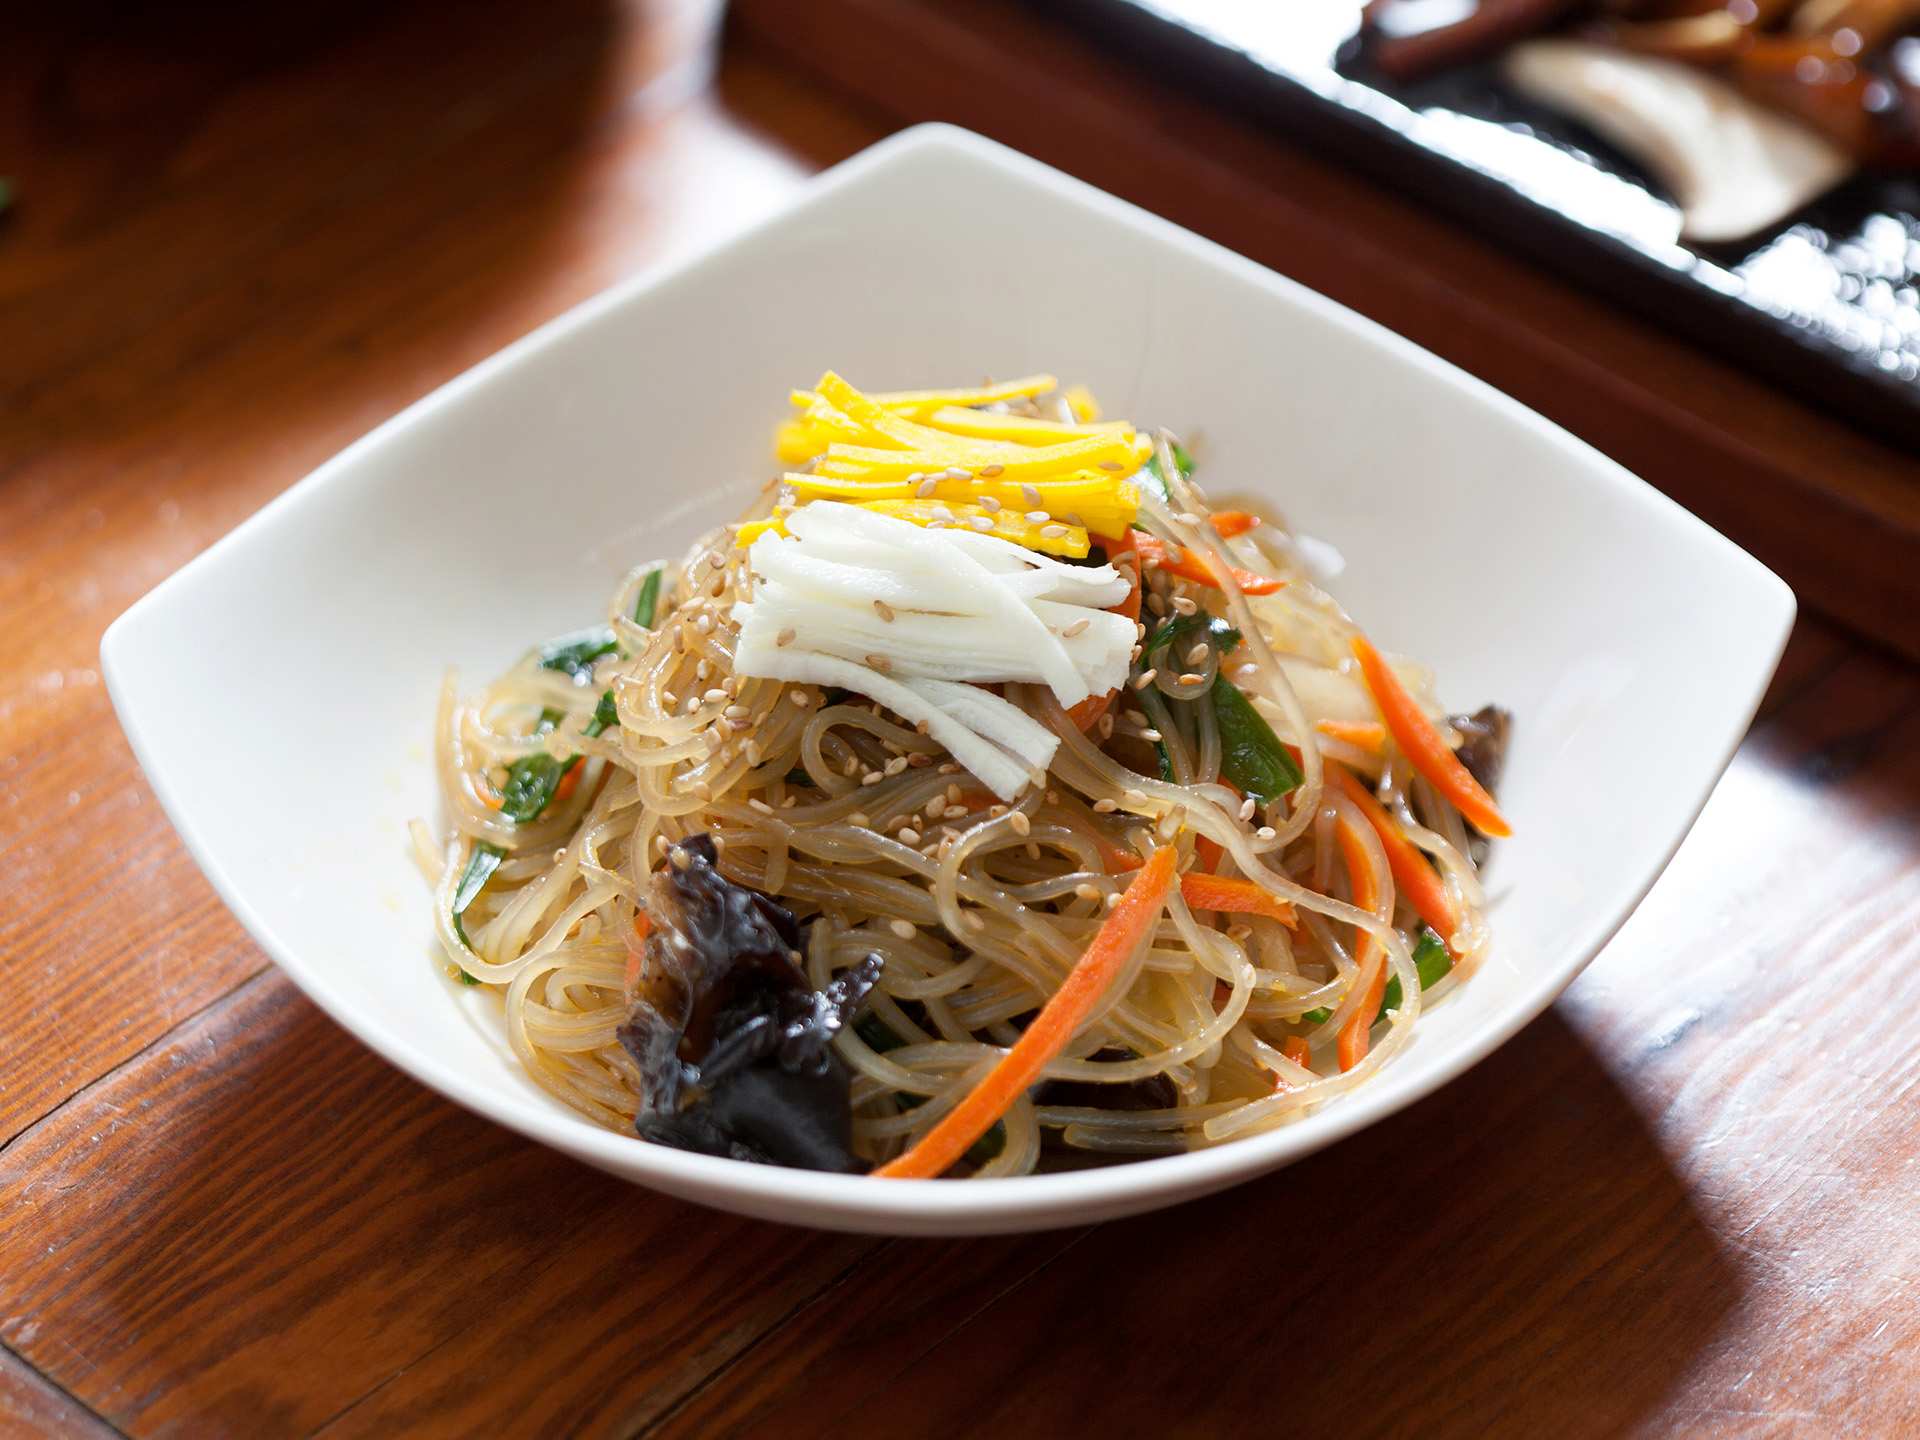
[102,125,1793,1236]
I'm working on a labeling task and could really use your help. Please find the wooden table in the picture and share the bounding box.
[2,2,1916,1435]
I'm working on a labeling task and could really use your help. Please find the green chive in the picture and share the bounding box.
[538,627,618,685]
[633,569,662,627]
[1212,681,1303,804]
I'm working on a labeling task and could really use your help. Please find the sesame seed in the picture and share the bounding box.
[865,653,893,673]
[1065,512,1085,527]
[707,550,726,570]
[938,762,962,775]
[843,756,860,777]
[1256,826,1277,840]
[789,689,809,707]
[1104,892,1124,910]
[1097,714,1114,739]
[663,691,679,709]
[980,463,1005,477]
[695,613,714,633]
[724,704,749,720]
[925,800,947,820]
[988,804,1008,818]
[782,794,797,808]
[745,740,763,766]
[945,784,963,803]
[1098,460,1123,472]
[1146,593,1168,616]
[908,752,932,767]
[1025,509,1050,524]
[683,694,700,715]
[861,771,883,787]
[776,627,796,648]
[702,687,727,704]
[1123,788,1150,807]
[890,919,917,939]
[1093,798,1119,813]
[670,845,691,870]
[1177,672,1205,686]
[1228,923,1253,942]
[655,834,672,857]
[1041,524,1068,539]
[930,505,954,521]
[1075,883,1101,902]
[1009,811,1031,837]
[749,798,775,815]
[915,477,938,498]
[874,599,896,622]
[1186,642,1209,665]
[944,466,972,481]
[695,659,712,681]
[897,827,921,845]
[1237,663,1259,679]
[1175,510,1202,526]
[968,515,994,532]
[1140,729,1162,743]
[1063,618,1090,638]
[1172,596,1198,616]
[1021,483,1044,507]
[1239,796,1257,821]
[885,756,909,776]
[978,496,1001,512]
[1133,669,1158,689]
[692,780,714,802]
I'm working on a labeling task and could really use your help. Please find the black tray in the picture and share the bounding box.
[1034,0,1920,449]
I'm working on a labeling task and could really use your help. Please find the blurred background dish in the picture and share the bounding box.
[1036,0,1920,446]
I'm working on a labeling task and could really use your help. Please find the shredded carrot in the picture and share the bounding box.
[553,761,583,805]
[1193,780,1238,873]
[1315,718,1386,752]
[1130,532,1284,596]
[1067,530,1142,733]
[1280,1036,1312,1069]
[1325,763,1459,948]
[1179,873,1297,928]
[1208,511,1260,539]
[1351,635,1511,838]
[1334,813,1390,1073]
[877,846,1178,1178]
[1094,834,1146,874]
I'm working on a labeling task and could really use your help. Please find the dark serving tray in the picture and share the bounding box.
[1033,0,1920,449]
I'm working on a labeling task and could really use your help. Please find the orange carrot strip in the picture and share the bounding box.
[1208,511,1260,539]
[1094,835,1146,874]
[1280,1036,1312,1068]
[1193,780,1238,874]
[1067,531,1142,733]
[1131,533,1284,596]
[1325,763,1459,949]
[877,846,1178,1178]
[1179,873,1297,929]
[1334,813,1390,1073]
[553,761,583,805]
[1351,634,1511,839]
[1315,718,1386,751]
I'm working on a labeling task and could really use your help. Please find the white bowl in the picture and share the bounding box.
[102,125,1792,1236]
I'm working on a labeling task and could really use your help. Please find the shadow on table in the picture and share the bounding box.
[780,1008,1747,1440]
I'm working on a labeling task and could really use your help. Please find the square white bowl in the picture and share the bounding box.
[102,125,1793,1236]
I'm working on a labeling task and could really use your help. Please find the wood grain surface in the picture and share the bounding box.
[3,2,1917,1436]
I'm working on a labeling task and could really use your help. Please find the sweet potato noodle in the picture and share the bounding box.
[414,376,1510,1178]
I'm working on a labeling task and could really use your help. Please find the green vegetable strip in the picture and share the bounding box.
[1300,926,1451,1027]
[585,689,619,739]
[633,569,662,627]
[1211,680,1303,804]
[1143,611,1241,661]
[450,842,506,980]
[499,709,569,822]
[1138,440,1195,502]
[538,627,618,684]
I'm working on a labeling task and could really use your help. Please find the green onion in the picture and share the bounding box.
[449,841,506,978]
[539,627,618,685]
[633,569,663,627]
[1212,680,1303,804]
[1299,926,1451,1027]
